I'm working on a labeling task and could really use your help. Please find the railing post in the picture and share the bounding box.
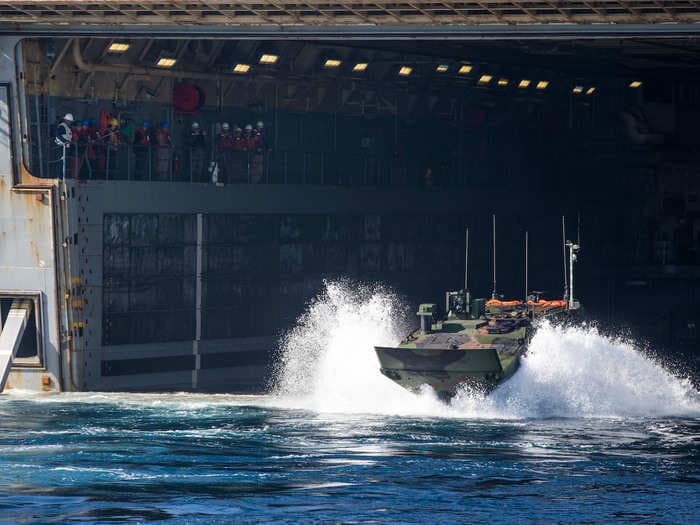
[106,145,110,180]
[283,151,288,184]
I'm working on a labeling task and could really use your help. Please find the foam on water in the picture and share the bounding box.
[272,281,700,418]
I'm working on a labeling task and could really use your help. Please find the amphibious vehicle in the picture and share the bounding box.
[375,221,581,400]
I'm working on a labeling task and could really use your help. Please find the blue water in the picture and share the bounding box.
[0,394,698,524]
[2,286,699,523]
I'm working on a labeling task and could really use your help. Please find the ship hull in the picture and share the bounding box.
[374,345,524,400]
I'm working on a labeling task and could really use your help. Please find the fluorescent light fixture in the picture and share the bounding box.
[232,63,251,74]
[155,56,177,68]
[572,85,584,94]
[478,74,493,85]
[457,64,473,75]
[259,53,279,65]
[586,87,596,95]
[398,66,413,77]
[108,42,130,53]
[352,62,368,72]
[536,80,549,90]
[323,59,342,68]
[518,79,531,88]
[436,64,449,73]
[497,78,509,87]
[629,80,643,88]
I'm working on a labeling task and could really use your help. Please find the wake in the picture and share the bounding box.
[271,281,700,418]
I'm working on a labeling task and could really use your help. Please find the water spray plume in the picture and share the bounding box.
[273,281,700,418]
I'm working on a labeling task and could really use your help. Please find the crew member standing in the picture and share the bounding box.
[77,120,93,180]
[186,122,208,182]
[154,122,172,180]
[243,124,256,151]
[215,122,233,183]
[103,118,123,179]
[251,121,265,183]
[133,121,150,180]
[54,113,74,178]
[232,126,245,152]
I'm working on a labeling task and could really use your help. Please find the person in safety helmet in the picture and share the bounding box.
[243,123,255,152]
[215,122,233,183]
[54,113,74,178]
[186,121,208,182]
[76,119,93,180]
[154,121,172,180]
[232,126,245,152]
[250,120,266,183]
[102,117,123,178]
[133,121,150,180]
[253,121,265,153]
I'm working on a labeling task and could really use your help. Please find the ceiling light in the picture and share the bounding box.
[497,78,509,87]
[352,62,368,72]
[259,54,279,65]
[107,42,130,53]
[232,63,251,74]
[586,87,596,95]
[478,75,493,85]
[436,64,449,73]
[458,64,472,75]
[398,66,413,77]
[629,80,643,88]
[323,59,342,69]
[536,80,549,90]
[155,56,177,68]
[518,79,531,88]
[572,85,584,94]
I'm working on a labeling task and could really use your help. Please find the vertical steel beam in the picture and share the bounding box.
[192,213,203,390]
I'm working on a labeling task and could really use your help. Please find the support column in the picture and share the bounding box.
[192,213,203,389]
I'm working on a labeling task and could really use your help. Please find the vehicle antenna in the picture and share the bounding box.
[465,228,471,316]
[525,230,529,303]
[577,212,581,247]
[492,214,497,300]
[562,216,568,301]
[464,228,469,292]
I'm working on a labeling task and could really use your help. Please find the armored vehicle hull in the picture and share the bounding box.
[375,315,529,399]
[375,295,579,400]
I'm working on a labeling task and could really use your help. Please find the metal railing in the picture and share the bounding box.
[49,142,461,187]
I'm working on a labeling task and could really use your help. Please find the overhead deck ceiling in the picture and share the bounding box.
[1,0,700,30]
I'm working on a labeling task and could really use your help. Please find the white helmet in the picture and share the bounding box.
[191,122,200,129]
[256,121,264,129]
[64,113,74,123]
[221,122,230,131]
[244,124,253,131]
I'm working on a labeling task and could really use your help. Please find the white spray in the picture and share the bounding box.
[272,281,700,418]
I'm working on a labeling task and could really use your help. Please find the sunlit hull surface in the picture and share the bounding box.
[375,341,525,400]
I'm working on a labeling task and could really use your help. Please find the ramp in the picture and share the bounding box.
[0,299,33,392]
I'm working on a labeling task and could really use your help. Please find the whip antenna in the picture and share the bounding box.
[525,231,529,302]
[492,214,497,299]
[464,228,469,292]
[465,228,471,316]
[577,212,581,247]
[562,216,568,300]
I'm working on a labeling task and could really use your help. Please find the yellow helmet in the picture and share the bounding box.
[109,118,119,126]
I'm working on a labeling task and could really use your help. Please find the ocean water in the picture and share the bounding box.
[1,283,699,524]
